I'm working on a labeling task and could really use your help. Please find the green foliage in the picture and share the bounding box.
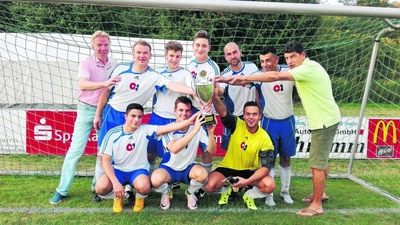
[331,77,400,104]
[3,1,322,68]
[331,77,365,103]
[370,79,400,103]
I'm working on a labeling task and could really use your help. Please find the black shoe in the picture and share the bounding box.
[124,191,134,205]
[92,193,102,203]
[172,182,181,190]
[194,188,206,199]
[228,190,239,202]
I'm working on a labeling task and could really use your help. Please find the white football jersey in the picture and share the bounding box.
[161,125,209,171]
[188,57,220,110]
[101,124,158,172]
[253,65,294,119]
[153,67,195,119]
[107,62,171,112]
[220,61,258,116]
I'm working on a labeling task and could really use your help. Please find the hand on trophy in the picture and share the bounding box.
[202,103,214,115]
[194,70,216,125]
[188,111,202,125]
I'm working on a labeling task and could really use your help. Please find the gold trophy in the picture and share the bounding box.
[194,70,216,125]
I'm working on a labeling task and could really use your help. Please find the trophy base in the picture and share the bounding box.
[202,114,216,126]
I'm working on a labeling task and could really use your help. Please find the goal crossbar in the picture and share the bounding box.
[8,0,400,19]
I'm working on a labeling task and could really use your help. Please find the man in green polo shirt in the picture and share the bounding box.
[221,40,340,217]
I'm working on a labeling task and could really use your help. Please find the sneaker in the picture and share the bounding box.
[185,190,198,210]
[160,192,170,210]
[172,182,181,190]
[218,186,232,205]
[221,176,238,186]
[243,193,258,210]
[124,191,134,206]
[265,193,276,206]
[194,188,206,199]
[168,187,173,200]
[50,192,65,204]
[228,190,239,202]
[92,193,102,203]
[280,191,294,204]
[113,198,123,213]
[133,196,145,212]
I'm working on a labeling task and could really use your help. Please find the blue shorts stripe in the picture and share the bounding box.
[158,163,196,184]
[114,168,149,185]
[98,104,126,147]
[261,115,296,157]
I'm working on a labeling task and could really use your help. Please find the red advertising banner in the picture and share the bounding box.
[26,110,226,156]
[367,119,400,158]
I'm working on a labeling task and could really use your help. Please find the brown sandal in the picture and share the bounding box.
[297,207,325,217]
[301,194,329,203]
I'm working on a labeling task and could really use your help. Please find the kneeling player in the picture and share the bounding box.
[151,96,216,210]
[95,103,198,213]
[204,81,275,210]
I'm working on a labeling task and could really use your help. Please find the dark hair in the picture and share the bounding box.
[126,103,144,114]
[260,46,277,56]
[283,40,304,55]
[165,41,183,53]
[174,96,193,109]
[243,101,261,113]
[194,30,211,45]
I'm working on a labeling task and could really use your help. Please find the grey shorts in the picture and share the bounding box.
[308,122,339,170]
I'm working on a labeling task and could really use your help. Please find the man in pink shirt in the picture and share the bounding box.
[50,30,121,204]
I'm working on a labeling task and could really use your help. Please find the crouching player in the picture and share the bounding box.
[95,103,198,213]
[151,96,217,210]
[205,81,276,210]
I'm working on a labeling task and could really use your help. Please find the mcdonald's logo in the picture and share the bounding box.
[373,120,397,144]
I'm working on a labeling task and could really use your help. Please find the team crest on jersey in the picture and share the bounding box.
[126,143,136,151]
[191,71,197,79]
[240,141,248,151]
[199,70,207,78]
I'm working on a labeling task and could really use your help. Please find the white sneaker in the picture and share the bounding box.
[265,193,276,206]
[280,191,294,204]
[186,190,198,210]
[160,192,170,210]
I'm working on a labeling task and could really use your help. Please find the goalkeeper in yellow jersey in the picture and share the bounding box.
[204,80,276,211]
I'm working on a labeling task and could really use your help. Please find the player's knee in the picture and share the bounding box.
[201,152,213,164]
[135,182,151,195]
[204,182,213,192]
[150,175,164,188]
[263,177,276,194]
[204,178,219,192]
[193,170,208,183]
[147,153,156,163]
[279,156,291,167]
[95,182,112,195]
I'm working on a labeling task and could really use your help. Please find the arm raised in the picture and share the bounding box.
[166,114,206,154]
[226,71,294,84]
[155,112,200,136]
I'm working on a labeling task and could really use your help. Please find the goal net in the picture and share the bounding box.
[0,0,399,202]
